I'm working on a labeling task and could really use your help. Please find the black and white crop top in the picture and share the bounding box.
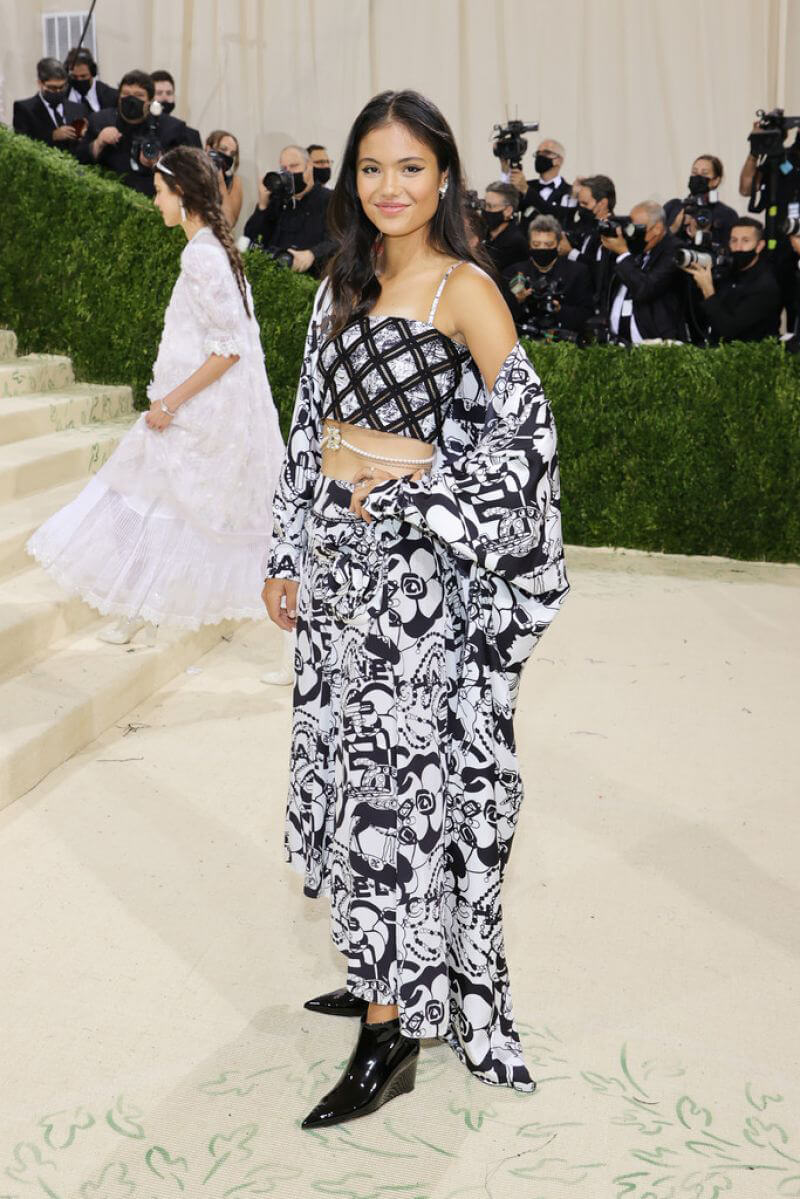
[318,261,472,445]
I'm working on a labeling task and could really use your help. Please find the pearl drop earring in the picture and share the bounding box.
[180,202,187,222]
[438,180,449,198]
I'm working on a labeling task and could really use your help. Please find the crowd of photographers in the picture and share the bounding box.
[12,55,800,347]
[481,118,800,347]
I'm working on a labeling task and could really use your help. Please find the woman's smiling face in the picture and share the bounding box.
[356,120,446,237]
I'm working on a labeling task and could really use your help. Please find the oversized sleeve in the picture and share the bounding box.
[264,281,329,580]
[181,241,247,358]
[363,342,568,598]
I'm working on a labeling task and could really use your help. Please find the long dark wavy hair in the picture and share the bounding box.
[155,146,250,317]
[325,90,492,338]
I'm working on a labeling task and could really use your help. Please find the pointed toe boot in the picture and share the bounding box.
[303,987,369,1018]
[301,1017,419,1130]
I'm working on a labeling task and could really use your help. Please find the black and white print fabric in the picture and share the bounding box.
[267,278,569,1092]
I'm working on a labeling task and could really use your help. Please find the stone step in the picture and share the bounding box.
[0,354,74,397]
[0,330,18,361]
[0,479,85,581]
[0,566,98,677]
[0,384,134,446]
[0,419,131,503]
[0,616,235,808]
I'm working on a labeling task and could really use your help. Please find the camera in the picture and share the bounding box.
[513,273,566,339]
[263,168,297,209]
[208,148,235,174]
[492,119,539,171]
[748,108,800,160]
[674,245,733,280]
[674,248,712,269]
[783,216,800,237]
[262,246,294,269]
[597,215,626,237]
[130,98,163,164]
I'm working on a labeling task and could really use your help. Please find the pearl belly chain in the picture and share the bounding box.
[321,424,436,467]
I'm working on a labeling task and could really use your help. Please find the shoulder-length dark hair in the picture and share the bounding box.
[325,89,492,338]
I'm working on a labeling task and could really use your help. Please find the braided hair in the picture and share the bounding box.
[155,146,251,317]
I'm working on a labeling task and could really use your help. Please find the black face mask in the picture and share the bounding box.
[291,170,307,193]
[731,248,757,271]
[574,205,595,225]
[159,100,176,115]
[535,153,556,176]
[623,223,648,255]
[530,247,558,270]
[688,174,711,197]
[483,209,506,231]
[70,76,93,97]
[42,85,69,107]
[313,165,331,185]
[119,95,146,124]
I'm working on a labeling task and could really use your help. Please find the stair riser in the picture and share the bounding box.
[0,359,74,397]
[0,593,97,677]
[0,623,230,807]
[0,391,133,446]
[0,434,123,502]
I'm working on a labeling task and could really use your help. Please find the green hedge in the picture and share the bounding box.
[1,125,799,562]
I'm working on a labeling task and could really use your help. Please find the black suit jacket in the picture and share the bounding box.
[702,257,781,343]
[68,79,119,113]
[243,184,335,274]
[570,228,617,315]
[502,255,594,333]
[12,93,87,151]
[482,223,530,273]
[77,107,195,194]
[612,233,687,341]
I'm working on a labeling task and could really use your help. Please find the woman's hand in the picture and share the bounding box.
[263,578,299,631]
[145,402,174,432]
[349,466,425,523]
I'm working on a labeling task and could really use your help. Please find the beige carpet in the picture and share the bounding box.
[1,545,798,1199]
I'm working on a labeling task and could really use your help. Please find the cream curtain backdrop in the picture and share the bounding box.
[1,0,799,231]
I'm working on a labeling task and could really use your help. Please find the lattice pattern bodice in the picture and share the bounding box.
[319,315,471,445]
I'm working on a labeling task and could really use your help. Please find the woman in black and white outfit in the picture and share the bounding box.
[263,90,569,1130]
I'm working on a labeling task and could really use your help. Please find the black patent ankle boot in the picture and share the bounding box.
[301,1016,419,1129]
[304,988,369,1018]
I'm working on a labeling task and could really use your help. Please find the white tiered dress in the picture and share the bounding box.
[28,227,283,629]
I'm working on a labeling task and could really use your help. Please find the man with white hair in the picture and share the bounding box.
[510,137,577,230]
[243,143,335,275]
[600,200,687,342]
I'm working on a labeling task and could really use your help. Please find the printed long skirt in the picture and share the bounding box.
[287,474,534,1092]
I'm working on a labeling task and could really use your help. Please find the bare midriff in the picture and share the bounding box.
[320,419,435,482]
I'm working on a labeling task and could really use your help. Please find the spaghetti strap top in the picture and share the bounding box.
[318,261,473,445]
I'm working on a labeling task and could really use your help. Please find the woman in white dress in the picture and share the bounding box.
[28,147,285,647]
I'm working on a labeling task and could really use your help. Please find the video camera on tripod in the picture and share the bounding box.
[749,108,800,160]
[492,119,539,171]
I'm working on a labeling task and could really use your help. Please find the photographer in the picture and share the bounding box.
[739,113,800,323]
[64,47,117,113]
[151,70,202,147]
[666,155,738,248]
[682,217,781,343]
[603,202,687,342]
[206,129,243,226]
[13,58,87,152]
[481,181,529,272]
[77,70,195,195]
[509,138,576,229]
[563,174,618,316]
[243,145,335,275]
[502,215,593,337]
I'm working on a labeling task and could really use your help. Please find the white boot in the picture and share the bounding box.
[97,617,157,646]
[261,630,295,686]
